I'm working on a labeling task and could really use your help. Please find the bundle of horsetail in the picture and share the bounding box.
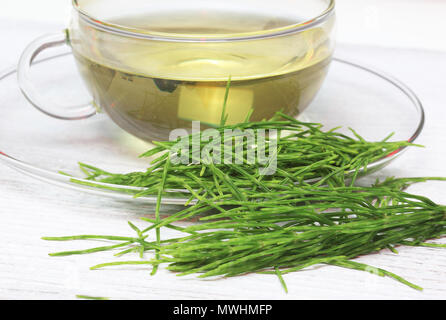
[44,113,446,292]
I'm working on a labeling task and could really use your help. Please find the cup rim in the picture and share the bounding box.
[72,0,335,42]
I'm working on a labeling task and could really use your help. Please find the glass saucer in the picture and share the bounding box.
[0,52,424,204]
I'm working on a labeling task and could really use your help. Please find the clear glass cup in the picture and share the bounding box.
[18,0,336,142]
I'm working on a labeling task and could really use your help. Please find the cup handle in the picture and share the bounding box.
[17,30,97,120]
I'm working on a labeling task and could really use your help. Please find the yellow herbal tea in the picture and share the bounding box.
[72,11,333,141]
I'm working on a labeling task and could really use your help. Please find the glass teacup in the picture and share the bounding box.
[18,0,336,142]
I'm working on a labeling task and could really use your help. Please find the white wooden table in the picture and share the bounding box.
[1,19,446,300]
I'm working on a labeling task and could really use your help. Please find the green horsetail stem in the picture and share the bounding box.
[44,112,446,293]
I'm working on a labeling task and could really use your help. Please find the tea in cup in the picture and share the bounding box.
[18,0,336,142]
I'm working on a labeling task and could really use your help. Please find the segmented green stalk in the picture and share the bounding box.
[43,103,445,293]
